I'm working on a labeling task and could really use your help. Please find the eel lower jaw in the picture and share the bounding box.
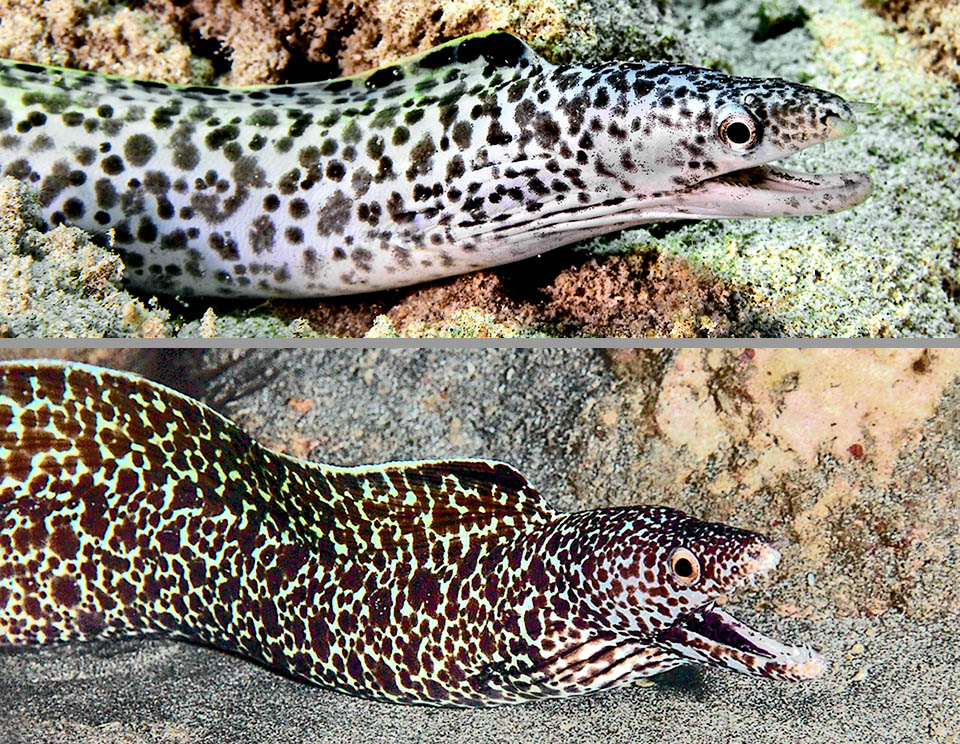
[657,543,825,682]
[664,164,873,219]
[660,602,824,682]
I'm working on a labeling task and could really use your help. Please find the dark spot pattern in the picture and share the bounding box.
[249,215,276,254]
[316,190,352,237]
[100,154,124,175]
[123,133,156,166]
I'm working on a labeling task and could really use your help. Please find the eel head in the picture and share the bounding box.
[584,506,824,682]
[653,538,824,681]
[466,60,873,252]
[616,69,874,220]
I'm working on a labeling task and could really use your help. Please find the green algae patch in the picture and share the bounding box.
[0,175,171,337]
[365,307,542,338]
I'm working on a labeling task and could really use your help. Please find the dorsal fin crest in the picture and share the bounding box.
[0,31,541,112]
[276,456,560,560]
[353,31,540,92]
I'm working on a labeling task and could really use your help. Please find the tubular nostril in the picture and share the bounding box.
[744,543,781,575]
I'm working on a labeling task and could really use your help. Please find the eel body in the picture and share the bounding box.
[0,361,823,707]
[0,32,872,298]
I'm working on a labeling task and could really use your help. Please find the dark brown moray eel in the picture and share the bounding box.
[0,361,823,707]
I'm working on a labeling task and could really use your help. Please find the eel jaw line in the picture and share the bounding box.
[483,144,873,245]
[671,163,874,219]
[658,544,825,682]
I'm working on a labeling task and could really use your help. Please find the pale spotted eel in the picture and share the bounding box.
[0,31,871,298]
[0,360,823,707]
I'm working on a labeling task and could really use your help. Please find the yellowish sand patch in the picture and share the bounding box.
[791,474,860,563]
[654,357,729,460]
[652,348,960,490]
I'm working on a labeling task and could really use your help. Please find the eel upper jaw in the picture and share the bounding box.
[655,545,825,682]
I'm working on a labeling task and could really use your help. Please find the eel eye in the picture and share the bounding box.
[717,106,759,150]
[669,548,701,584]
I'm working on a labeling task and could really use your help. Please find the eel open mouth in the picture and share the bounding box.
[658,544,825,681]
[671,164,874,220]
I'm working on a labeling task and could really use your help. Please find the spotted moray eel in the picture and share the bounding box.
[0,31,871,298]
[0,360,822,706]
